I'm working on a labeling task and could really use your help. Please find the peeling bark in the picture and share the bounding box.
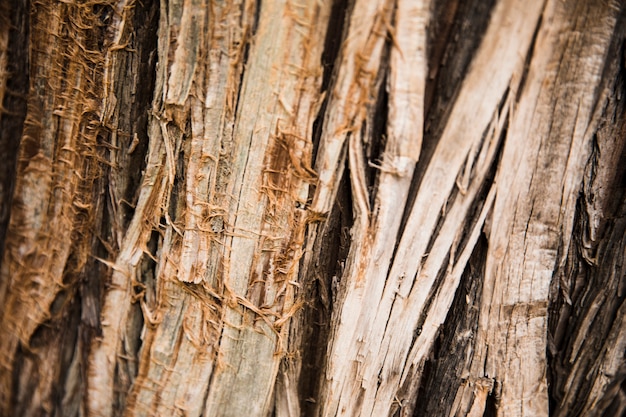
[0,1,625,416]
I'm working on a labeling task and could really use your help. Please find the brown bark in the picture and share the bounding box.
[0,0,625,416]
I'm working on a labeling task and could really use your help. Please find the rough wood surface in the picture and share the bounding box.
[0,0,625,416]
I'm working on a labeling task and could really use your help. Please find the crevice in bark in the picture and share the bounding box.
[142,228,160,311]
[364,66,389,210]
[396,0,497,244]
[412,233,488,417]
[0,0,29,266]
[310,0,350,164]
[251,0,262,39]
[483,389,498,417]
[412,145,499,349]
[409,108,505,414]
[77,145,114,414]
[331,159,353,304]
[116,0,160,231]
[170,125,188,223]
[412,251,451,338]
[320,0,349,94]
[230,3,259,139]
[454,117,507,265]
[111,228,160,414]
[297,162,353,417]
[82,0,160,412]
[310,100,327,172]
[13,286,82,416]
[415,102,506,277]
[422,187,459,268]
[423,0,497,122]
[515,14,542,104]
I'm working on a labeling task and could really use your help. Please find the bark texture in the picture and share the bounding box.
[0,0,625,416]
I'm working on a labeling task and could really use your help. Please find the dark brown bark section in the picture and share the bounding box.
[288,0,352,414]
[414,234,489,417]
[0,0,29,262]
[294,165,353,417]
[98,0,160,413]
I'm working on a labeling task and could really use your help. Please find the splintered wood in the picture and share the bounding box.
[0,0,624,416]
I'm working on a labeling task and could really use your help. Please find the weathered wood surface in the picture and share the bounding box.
[0,0,625,416]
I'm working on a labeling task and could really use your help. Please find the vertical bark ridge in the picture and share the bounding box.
[287,163,353,417]
[202,0,331,414]
[309,0,395,218]
[283,1,352,412]
[452,1,621,415]
[90,0,334,415]
[0,1,112,414]
[548,9,626,415]
[311,0,430,415]
[99,0,254,415]
[310,0,543,415]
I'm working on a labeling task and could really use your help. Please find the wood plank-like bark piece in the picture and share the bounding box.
[201,0,331,414]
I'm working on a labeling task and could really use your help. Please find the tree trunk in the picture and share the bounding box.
[0,0,625,416]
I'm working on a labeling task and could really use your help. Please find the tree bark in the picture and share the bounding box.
[0,0,625,416]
